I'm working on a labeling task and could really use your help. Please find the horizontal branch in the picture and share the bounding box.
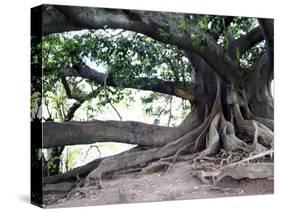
[61,65,196,101]
[43,5,243,84]
[43,119,181,148]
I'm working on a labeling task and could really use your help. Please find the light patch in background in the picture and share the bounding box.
[57,89,188,171]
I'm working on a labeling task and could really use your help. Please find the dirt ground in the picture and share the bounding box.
[44,157,273,208]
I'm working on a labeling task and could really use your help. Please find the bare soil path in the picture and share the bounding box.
[44,157,273,208]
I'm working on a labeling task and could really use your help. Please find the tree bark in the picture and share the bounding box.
[43,120,182,148]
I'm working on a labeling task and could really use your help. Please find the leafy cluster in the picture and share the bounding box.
[41,29,193,120]
[38,14,263,122]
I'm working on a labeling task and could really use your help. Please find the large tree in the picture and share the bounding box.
[37,5,273,190]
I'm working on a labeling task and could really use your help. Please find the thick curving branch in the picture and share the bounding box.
[43,5,243,85]
[228,26,264,59]
[61,65,197,102]
[244,50,274,119]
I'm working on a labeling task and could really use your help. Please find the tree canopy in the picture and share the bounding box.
[32,9,269,123]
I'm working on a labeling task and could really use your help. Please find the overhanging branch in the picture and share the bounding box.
[61,65,197,102]
[43,5,243,84]
[228,27,264,59]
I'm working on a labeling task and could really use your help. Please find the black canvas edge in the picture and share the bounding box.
[31,4,43,208]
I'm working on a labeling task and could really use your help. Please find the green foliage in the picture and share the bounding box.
[190,33,207,47]
[47,156,60,174]
[37,14,261,123]
[228,17,257,39]
[65,147,83,170]
[158,27,171,41]
[40,28,193,122]
[239,41,265,69]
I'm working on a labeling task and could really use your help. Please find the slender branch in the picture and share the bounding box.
[167,96,173,126]
[84,145,101,161]
[61,77,84,102]
[60,76,100,121]
[104,71,122,120]
[64,101,83,122]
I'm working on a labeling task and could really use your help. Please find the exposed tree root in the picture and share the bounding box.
[140,161,171,174]
[238,149,273,163]
[200,113,221,157]
[243,105,273,131]
[43,146,145,185]
[192,147,274,184]
[43,193,68,206]
[208,186,244,195]
[43,157,103,185]
[158,153,199,163]
[233,104,273,148]
[213,162,273,184]
[190,103,274,186]
[192,160,273,185]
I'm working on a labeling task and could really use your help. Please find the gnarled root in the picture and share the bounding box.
[242,105,273,131]
[43,157,103,185]
[233,104,273,148]
[140,161,171,174]
[199,113,221,157]
[43,182,76,193]
[192,152,273,185]
[213,162,273,185]
[192,103,273,185]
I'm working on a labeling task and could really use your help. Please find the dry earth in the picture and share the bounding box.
[44,156,273,208]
